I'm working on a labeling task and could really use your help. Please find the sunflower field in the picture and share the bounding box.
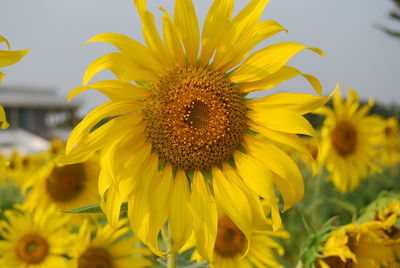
[1,0,400,267]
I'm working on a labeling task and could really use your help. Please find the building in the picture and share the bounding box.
[0,85,80,140]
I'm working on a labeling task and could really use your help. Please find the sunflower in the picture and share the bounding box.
[58,0,330,259]
[380,117,400,167]
[317,220,397,268]
[23,154,100,212]
[0,205,72,268]
[0,36,29,129]
[190,214,288,268]
[70,219,152,268]
[316,88,385,192]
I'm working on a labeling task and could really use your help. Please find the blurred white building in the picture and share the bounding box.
[0,85,80,155]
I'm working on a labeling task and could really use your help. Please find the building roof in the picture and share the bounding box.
[0,85,80,109]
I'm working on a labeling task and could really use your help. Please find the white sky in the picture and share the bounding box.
[1,0,399,115]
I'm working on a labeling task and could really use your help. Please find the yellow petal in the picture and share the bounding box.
[86,32,164,74]
[159,7,185,66]
[169,169,192,253]
[246,137,304,210]
[246,91,332,115]
[148,165,173,254]
[100,186,123,228]
[83,52,157,86]
[69,80,150,101]
[65,101,141,153]
[56,119,113,164]
[190,171,217,261]
[230,42,324,83]
[233,151,281,229]
[200,0,234,65]
[249,109,315,136]
[212,166,252,254]
[134,0,173,68]
[0,36,11,50]
[0,49,29,68]
[0,106,9,129]
[0,72,5,83]
[174,0,200,64]
[213,0,270,72]
[128,154,159,249]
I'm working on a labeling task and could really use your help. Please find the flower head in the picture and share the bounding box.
[316,88,385,192]
[70,219,152,268]
[0,205,72,268]
[59,0,330,259]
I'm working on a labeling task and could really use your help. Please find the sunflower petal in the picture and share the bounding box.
[213,0,270,72]
[0,106,9,129]
[0,49,29,68]
[247,91,331,115]
[65,101,140,153]
[200,0,234,65]
[0,72,5,83]
[69,80,150,101]
[86,32,164,74]
[190,171,217,261]
[0,36,11,50]
[174,0,200,64]
[169,169,192,253]
[83,52,157,86]
[230,42,324,83]
[160,7,185,66]
[134,0,172,67]
[249,109,315,136]
[148,165,173,254]
[213,166,252,250]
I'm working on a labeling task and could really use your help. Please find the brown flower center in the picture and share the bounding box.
[46,163,85,202]
[78,247,113,268]
[318,256,354,268]
[214,216,247,257]
[332,121,357,156]
[16,234,49,264]
[143,66,246,171]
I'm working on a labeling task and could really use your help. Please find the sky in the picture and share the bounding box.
[1,0,400,115]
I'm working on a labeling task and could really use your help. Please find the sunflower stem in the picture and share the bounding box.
[161,223,176,268]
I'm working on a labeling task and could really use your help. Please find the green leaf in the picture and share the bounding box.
[62,202,128,214]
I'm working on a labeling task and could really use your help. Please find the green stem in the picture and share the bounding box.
[161,224,176,268]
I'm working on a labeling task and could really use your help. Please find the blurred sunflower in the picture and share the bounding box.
[59,0,330,259]
[23,155,100,212]
[70,219,152,268]
[317,220,397,268]
[380,117,400,167]
[359,192,400,261]
[316,88,385,192]
[0,205,71,268]
[191,214,288,268]
[0,35,29,129]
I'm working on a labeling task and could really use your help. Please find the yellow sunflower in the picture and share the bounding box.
[23,155,100,212]
[58,0,330,259]
[316,88,385,192]
[0,205,72,268]
[190,214,288,268]
[380,117,400,167]
[317,220,397,268]
[0,36,29,129]
[70,219,152,268]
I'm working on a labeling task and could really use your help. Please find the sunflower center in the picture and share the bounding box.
[78,247,113,268]
[143,66,246,170]
[214,216,247,257]
[318,256,353,268]
[332,121,357,156]
[46,163,85,202]
[16,234,49,264]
